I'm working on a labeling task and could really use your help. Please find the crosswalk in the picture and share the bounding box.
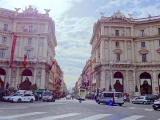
[0,112,159,120]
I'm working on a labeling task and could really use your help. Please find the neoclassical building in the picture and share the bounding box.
[0,6,58,90]
[90,11,160,96]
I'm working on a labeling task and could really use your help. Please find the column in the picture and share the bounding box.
[41,69,46,89]
[100,69,105,88]
[15,68,20,89]
[149,26,152,36]
[151,41,155,63]
[101,26,104,35]
[124,40,127,61]
[44,23,48,33]
[33,69,36,84]
[152,70,157,94]
[96,48,99,62]
[19,37,23,58]
[131,27,133,36]
[110,70,113,90]
[109,40,112,61]
[42,38,47,59]
[131,40,134,63]
[100,39,105,63]
[125,70,129,93]
[13,22,17,32]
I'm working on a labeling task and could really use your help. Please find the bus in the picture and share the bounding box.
[78,88,86,100]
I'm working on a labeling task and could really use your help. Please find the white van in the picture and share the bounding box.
[97,92,124,106]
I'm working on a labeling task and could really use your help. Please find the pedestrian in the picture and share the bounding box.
[79,94,82,103]
[39,94,42,101]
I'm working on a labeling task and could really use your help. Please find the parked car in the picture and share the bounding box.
[97,92,124,106]
[3,93,17,102]
[145,94,158,103]
[132,96,150,104]
[152,98,160,110]
[10,94,35,103]
[42,91,55,102]
[66,95,71,99]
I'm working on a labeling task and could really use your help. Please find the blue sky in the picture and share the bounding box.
[1,0,160,89]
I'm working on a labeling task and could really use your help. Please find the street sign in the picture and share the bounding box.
[155,87,158,91]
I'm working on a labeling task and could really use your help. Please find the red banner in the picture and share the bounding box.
[10,35,17,68]
[23,54,27,67]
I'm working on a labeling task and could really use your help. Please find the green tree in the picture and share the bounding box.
[30,84,38,93]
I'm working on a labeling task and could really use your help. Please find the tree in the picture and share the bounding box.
[30,84,38,93]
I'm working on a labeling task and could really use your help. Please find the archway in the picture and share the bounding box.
[113,72,123,92]
[158,74,160,93]
[0,68,6,89]
[21,69,32,90]
[140,72,152,95]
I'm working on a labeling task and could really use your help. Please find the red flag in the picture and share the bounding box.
[49,60,56,70]
[23,54,27,67]
[10,35,17,68]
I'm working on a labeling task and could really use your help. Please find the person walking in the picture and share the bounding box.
[79,94,82,103]
[39,94,42,101]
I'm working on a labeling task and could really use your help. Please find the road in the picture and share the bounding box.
[0,99,160,120]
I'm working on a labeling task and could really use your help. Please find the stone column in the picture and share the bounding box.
[152,70,157,94]
[15,68,20,89]
[110,70,113,90]
[42,37,47,59]
[40,69,46,89]
[131,27,133,36]
[149,26,152,36]
[125,70,129,93]
[19,37,23,58]
[109,40,112,61]
[124,40,127,61]
[13,22,17,32]
[33,69,36,84]
[131,40,134,62]
[96,73,100,88]
[100,39,105,63]
[100,69,105,89]
[45,23,48,33]
[101,26,104,35]
[151,41,155,63]
[96,48,99,62]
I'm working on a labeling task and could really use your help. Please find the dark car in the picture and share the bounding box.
[145,94,158,103]
[152,98,160,110]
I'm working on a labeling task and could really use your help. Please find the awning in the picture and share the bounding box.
[36,89,45,94]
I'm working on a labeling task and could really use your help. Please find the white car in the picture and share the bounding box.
[132,96,150,104]
[3,94,17,102]
[10,94,35,103]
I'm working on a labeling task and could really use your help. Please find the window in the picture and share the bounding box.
[115,42,119,47]
[142,54,147,62]
[158,28,160,35]
[2,37,7,42]
[116,53,120,61]
[140,30,144,37]
[29,26,33,32]
[159,40,160,46]
[115,30,119,36]
[103,93,113,97]
[26,50,31,58]
[4,24,8,31]
[28,38,32,44]
[0,49,5,58]
[141,42,145,47]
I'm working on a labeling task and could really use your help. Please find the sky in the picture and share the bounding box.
[0,0,160,89]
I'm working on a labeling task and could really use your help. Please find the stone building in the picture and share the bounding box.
[0,6,57,90]
[90,11,160,96]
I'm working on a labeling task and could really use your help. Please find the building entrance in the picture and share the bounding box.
[0,68,6,89]
[113,72,123,92]
[140,72,152,95]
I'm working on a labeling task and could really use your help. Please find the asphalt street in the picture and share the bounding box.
[0,99,160,120]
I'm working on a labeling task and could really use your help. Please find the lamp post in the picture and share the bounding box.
[108,37,112,91]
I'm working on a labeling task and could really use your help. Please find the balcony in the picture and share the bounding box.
[110,60,131,64]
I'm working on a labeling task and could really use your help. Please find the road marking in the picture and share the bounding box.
[0,107,28,109]
[0,112,46,119]
[127,107,135,109]
[121,115,145,120]
[144,108,153,111]
[34,113,80,120]
[79,114,112,120]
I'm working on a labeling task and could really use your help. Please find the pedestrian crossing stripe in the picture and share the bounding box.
[127,107,135,109]
[79,114,112,120]
[121,115,145,120]
[0,112,46,119]
[33,113,81,120]
[144,108,153,111]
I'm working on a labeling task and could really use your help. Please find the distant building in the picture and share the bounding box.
[90,11,160,96]
[0,6,57,90]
